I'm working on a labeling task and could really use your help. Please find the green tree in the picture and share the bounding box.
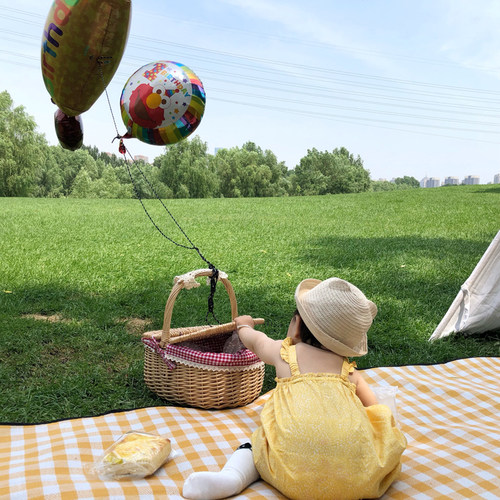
[33,146,65,197]
[90,165,133,198]
[293,147,371,195]
[82,144,100,161]
[0,91,47,196]
[371,178,419,192]
[394,176,420,188]
[157,136,218,198]
[70,167,94,198]
[58,149,98,195]
[210,148,240,198]
[211,142,288,198]
[371,180,397,192]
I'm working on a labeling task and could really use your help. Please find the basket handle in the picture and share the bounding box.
[168,318,265,344]
[161,269,238,345]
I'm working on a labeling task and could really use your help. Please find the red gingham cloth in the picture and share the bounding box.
[142,336,262,369]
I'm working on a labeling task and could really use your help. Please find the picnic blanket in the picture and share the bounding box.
[1,357,499,499]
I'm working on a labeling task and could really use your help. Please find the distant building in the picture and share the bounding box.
[444,176,459,186]
[420,177,440,188]
[463,175,480,185]
[494,173,500,184]
[134,155,149,163]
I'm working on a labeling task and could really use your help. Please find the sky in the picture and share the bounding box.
[1,0,500,184]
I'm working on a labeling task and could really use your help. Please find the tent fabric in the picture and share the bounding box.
[1,357,499,499]
[430,230,500,341]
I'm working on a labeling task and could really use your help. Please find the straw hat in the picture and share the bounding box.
[294,277,377,357]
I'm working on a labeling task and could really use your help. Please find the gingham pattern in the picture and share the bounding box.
[1,357,498,499]
[142,336,261,368]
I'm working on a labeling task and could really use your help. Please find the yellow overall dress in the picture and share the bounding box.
[252,338,407,500]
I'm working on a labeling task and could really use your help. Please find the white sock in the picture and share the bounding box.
[183,446,259,499]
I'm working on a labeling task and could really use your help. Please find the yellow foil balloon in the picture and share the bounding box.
[41,0,131,117]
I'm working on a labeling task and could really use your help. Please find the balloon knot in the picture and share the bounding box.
[118,138,127,155]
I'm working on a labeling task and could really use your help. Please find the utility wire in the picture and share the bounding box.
[9,3,496,74]
[3,5,499,144]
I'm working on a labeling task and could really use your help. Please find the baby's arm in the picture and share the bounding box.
[234,315,281,366]
[350,370,378,407]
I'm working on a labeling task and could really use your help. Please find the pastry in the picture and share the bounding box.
[97,431,172,479]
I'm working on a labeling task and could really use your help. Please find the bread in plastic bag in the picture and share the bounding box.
[93,431,172,480]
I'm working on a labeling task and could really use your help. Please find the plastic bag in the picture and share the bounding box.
[222,331,246,353]
[372,385,400,425]
[92,431,173,480]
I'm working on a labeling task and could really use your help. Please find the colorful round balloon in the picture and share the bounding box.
[120,61,206,146]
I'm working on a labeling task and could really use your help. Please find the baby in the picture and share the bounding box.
[184,277,407,500]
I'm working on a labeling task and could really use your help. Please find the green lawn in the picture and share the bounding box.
[1,185,499,423]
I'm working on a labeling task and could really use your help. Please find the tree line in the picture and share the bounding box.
[0,90,419,198]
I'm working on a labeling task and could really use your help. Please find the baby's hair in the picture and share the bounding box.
[294,309,323,348]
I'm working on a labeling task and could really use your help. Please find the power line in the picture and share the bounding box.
[130,36,500,97]
[1,5,499,144]
[210,96,499,144]
[209,96,499,136]
[6,39,499,118]
[3,23,499,107]
[207,87,500,127]
[4,5,500,99]
[2,48,498,139]
[4,3,495,77]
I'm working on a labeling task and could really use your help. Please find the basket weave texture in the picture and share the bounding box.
[142,269,265,410]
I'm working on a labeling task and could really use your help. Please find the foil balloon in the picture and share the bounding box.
[41,0,131,117]
[120,61,206,146]
[54,109,83,151]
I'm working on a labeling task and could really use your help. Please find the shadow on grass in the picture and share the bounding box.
[0,279,288,422]
[1,234,497,423]
[298,234,486,270]
[293,235,495,367]
[474,186,500,194]
[297,234,486,300]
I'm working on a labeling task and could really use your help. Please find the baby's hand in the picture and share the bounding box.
[234,315,255,330]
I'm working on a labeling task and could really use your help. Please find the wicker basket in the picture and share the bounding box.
[141,269,265,410]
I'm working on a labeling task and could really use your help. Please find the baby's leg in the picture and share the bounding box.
[183,443,259,500]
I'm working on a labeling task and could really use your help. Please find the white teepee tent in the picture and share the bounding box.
[430,230,500,341]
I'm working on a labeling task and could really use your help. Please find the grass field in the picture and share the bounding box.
[1,185,499,423]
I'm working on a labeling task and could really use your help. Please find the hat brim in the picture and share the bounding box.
[295,279,368,357]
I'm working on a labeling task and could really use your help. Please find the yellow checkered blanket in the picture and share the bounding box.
[1,357,499,499]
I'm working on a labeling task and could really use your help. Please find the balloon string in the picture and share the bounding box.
[97,59,221,324]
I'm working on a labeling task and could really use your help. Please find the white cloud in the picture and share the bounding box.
[217,0,396,72]
[218,0,346,46]
[438,0,500,78]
